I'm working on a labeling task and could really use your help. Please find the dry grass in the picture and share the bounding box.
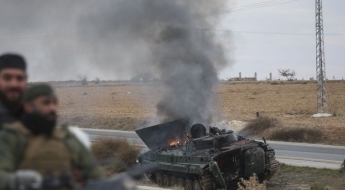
[59,115,141,130]
[269,164,345,190]
[239,116,341,144]
[55,81,345,129]
[267,125,345,145]
[237,174,267,190]
[240,116,280,136]
[56,82,158,130]
[54,81,345,144]
[310,183,328,190]
[217,81,345,128]
[91,137,141,176]
[269,127,325,144]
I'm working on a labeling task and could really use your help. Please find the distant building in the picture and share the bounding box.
[229,72,257,81]
[269,73,272,80]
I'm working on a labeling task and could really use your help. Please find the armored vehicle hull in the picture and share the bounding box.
[136,120,278,190]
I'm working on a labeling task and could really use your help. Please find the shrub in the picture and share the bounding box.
[92,137,141,176]
[237,174,266,190]
[94,77,100,84]
[77,74,88,85]
[269,127,324,143]
[240,116,279,136]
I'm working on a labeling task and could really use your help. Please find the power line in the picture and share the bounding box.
[227,0,295,11]
[0,32,90,42]
[0,0,341,42]
[232,0,299,12]
[206,0,298,15]
[0,29,343,43]
[197,29,344,36]
[202,0,299,17]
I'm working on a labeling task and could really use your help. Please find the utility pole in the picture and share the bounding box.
[313,0,331,117]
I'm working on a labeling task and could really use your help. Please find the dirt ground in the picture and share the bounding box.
[54,81,345,144]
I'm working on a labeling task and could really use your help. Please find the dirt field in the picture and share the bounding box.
[217,81,345,126]
[54,81,345,144]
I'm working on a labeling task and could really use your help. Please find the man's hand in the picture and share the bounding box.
[9,170,42,190]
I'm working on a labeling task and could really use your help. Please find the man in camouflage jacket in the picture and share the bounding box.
[0,84,104,190]
[0,54,27,130]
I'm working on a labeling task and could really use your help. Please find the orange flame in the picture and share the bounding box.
[169,140,185,146]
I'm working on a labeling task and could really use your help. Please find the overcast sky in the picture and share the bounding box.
[0,0,344,81]
[218,0,345,80]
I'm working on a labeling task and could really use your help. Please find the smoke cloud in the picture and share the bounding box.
[78,0,232,124]
[0,0,233,124]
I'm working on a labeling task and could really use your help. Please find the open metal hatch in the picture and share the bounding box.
[135,119,190,150]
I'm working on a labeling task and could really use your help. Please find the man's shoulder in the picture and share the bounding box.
[2,122,30,135]
[0,122,28,148]
[1,122,24,133]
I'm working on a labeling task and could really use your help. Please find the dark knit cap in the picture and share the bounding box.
[0,53,27,72]
[23,84,55,102]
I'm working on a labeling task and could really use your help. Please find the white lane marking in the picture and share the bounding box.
[137,186,170,190]
[276,156,343,164]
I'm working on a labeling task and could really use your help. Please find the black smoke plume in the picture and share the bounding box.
[78,0,232,124]
[0,0,233,124]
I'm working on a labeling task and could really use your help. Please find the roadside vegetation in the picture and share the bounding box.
[268,164,345,190]
[269,127,324,143]
[91,137,141,176]
[238,174,266,190]
[239,116,344,145]
[239,116,280,137]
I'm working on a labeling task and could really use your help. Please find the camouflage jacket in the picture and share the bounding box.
[0,103,22,130]
[0,123,104,190]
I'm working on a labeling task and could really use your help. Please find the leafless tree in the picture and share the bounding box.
[94,77,100,84]
[77,74,88,85]
[278,69,296,81]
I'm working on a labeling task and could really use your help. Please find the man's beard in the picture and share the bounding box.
[0,88,23,112]
[21,112,57,137]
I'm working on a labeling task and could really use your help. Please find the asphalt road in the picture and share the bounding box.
[82,128,345,169]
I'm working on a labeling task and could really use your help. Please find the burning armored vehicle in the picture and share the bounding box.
[135,120,278,190]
